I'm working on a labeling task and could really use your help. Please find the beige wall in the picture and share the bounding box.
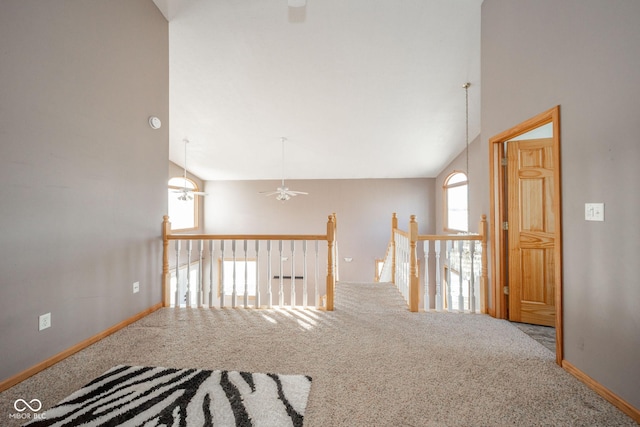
[204,178,434,282]
[481,0,640,409]
[0,0,168,383]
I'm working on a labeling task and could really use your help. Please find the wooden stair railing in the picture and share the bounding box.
[162,214,337,310]
[380,213,488,313]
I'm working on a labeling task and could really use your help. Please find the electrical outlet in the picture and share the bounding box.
[133,281,140,294]
[39,313,51,331]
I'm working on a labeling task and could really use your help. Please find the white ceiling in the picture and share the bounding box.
[153,0,481,181]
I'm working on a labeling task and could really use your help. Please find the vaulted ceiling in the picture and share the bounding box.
[153,0,481,181]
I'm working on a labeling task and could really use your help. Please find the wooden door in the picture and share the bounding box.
[507,138,556,326]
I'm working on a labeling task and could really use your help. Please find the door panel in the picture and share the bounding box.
[508,138,555,327]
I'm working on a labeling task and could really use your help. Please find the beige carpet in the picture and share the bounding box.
[1,282,635,426]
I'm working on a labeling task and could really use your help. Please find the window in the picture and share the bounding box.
[444,171,468,232]
[168,177,199,231]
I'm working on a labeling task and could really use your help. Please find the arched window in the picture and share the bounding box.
[168,177,199,231]
[444,171,468,232]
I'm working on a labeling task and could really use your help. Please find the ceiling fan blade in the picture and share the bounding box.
[286,190,309,195]
[259,190,281,196]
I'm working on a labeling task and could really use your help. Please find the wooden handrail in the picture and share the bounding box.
[417,234,483,241]
[166,234,328,241]
[394,229,409,238]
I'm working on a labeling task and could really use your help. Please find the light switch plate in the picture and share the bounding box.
[585,203,604,221]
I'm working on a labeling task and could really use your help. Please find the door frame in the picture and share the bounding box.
[488,105,563,365]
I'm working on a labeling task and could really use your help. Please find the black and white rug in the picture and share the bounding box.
[24,365,312,427]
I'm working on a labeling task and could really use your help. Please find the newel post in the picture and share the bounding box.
[409,215,419,312]
[326,214,336,311]
[162,215,171,307]
[391,213,398,284]
[332,212,339,282]
[479,214,488,314]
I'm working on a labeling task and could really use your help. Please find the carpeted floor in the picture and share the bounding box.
[1,282,635,426]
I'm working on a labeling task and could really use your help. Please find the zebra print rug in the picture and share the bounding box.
[24,365,312,427]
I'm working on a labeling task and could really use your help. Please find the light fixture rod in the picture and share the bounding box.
[183,138,189,185]
[463,82,471,229]
[281,137,287,187]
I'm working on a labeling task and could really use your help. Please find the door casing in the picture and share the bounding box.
[488,105,563,365]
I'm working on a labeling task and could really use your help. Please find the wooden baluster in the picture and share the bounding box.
[469,239,476,313]
[405,235,409,299]
[314,240,319,308]
[303,240,308,309]
[291,240,296,308]
[446,240,453,312]
[326,214,336,311]
[208,240,214,307]
[480,215,488,314]
[393,232,399,288]
[267,240,273,309]
[423,240,430,311]
[435,240,442,311]
[396,234,401,294]
[255,240,261,309]
[403,235,409,300]
[220,240,225,308]
[473,240,482,313]
[397,238,401,293]
[174,240,181,307]
[458,240,465,311]
[409,215,419,312]
[162,216,171,307]
[243,240,249,309]
[186,240,192,307]
[232,240,237,308]
[333,213,339,282]
[400,235,405,296]
[391,213,397,284]
[279,240,284,307]
[400,234,405,295]
[198,240,204,307]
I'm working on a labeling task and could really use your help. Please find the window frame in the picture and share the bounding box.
[168,176,199,232]
[443,170,469,233]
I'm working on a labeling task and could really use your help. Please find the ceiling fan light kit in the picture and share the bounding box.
[259,137,309,202]
[173,138,207,201]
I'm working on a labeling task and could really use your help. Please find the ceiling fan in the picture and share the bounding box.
[173,138,207,201]
[259,137,308,201]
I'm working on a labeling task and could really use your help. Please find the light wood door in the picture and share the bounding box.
[507,138,556,326]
